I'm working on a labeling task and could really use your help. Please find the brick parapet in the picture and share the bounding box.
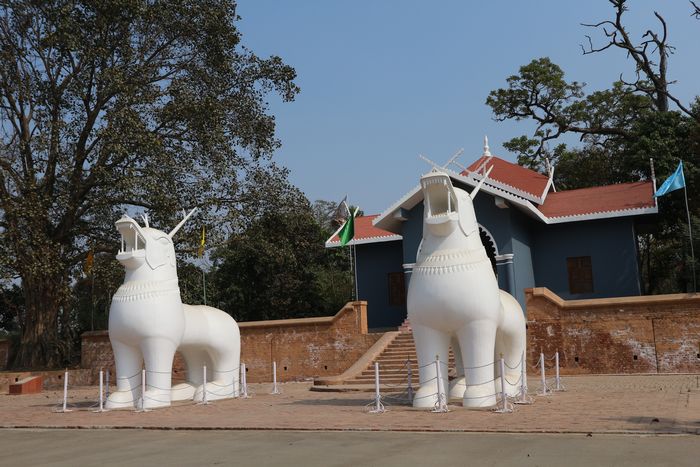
[525,288,700,374]
[80,301,380,384]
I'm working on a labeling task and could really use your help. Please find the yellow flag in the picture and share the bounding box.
[198,226,205,257]
[84,249,94,275]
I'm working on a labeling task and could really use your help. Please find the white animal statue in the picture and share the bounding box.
[106,209,240,409]
[407,168,526,408]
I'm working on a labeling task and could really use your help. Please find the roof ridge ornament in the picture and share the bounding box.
[483,135,492,158]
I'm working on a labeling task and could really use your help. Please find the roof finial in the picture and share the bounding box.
[483,135,491,157]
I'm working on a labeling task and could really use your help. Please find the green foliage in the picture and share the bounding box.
[486,3,700,294]
[209,198,351,322]
[0,0,299,367]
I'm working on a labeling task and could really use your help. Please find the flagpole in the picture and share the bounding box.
[683,182,696,293]
[202,267,207,305]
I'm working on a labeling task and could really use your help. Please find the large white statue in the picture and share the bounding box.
[407,169,526,408]
[106,209,240,409]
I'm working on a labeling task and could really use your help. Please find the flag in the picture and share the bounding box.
[331,195,348,227]
[654,161,686,197]
[339,207,357,246]
[83,249,94,275]
[198,226,205,257]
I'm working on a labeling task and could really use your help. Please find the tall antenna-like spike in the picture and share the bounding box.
[419,154,443,171]
[470,165,494,200]
[443,148,464,169]
[140,213,149,228]
[168,207,198,239]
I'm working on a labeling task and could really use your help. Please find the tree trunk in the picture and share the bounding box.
[13,271,71,369]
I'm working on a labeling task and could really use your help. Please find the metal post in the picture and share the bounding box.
[374,362,381,412]
[202,364,209,404]
[499,358,507,410]
[555,351,561,391]
[240,363,249,398]
[539,352,549,396]
[202,268,207,306]
[62,370,69,412]
[406,361,414,403]
[271,361,280,394]
[683,181,696,293]
[369,361,385,413]
[98,370,104,412]
[433,355,448,412]
[495,357,512,413]
[515,351,532,405]
[138,368,147,411]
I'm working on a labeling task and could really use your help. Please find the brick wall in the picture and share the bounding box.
[81,301,382,383]
[526,288,700,374]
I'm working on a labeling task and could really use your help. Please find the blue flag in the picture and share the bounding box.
[654,161,686,197]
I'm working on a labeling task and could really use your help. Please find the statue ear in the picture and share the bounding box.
[146,236,171,270]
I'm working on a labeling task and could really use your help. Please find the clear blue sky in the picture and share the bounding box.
[236,1,700,215]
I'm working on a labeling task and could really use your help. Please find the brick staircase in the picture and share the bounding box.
[341,319,455,386]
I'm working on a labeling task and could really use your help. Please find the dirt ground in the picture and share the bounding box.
[1,374,699,434]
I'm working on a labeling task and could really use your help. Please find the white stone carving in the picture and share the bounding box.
[407,169,526,408]
[106,209,240,409]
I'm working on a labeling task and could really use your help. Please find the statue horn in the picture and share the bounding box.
[469,165,494,200]
[168,207,198,239]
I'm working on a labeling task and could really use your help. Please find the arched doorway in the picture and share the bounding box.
[478,224,498,274]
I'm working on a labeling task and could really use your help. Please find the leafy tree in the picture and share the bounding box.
[486,0,700,293]
[209,194,352,322]
[0,1,299,368]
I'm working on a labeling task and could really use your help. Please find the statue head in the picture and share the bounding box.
[115,208,197,276]
[420,167,492,239]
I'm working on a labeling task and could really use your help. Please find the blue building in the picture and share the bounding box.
[327,144,658,329]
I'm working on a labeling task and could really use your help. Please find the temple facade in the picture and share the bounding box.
[326,143,658,329]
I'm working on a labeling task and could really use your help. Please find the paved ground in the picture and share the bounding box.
[1,429,699,467]
[1,374,699,434]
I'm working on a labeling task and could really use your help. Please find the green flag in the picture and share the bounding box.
[339,208,357,246]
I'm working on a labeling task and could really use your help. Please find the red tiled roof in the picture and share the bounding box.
[465,155,550,199]
[328,214,400,244]
[538,181,655,218]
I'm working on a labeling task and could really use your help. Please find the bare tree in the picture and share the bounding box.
[581,0,698,121]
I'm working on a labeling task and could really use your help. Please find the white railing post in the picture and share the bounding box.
[495,357,512,413]
[138,368,147,411]
[433,355,448,413]
[538,352,550,396]
[270,361,280,395]
[202,364,209,404]
[515,351,532,405]
[240,363,249,398]
[61,370,69,412]
[98,370,104,412]
[369,361,385,413]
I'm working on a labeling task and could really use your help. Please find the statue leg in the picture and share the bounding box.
[457,319,498,408]
[449,337,466,400]
[412,323,450,409]
[171,346,205,401]
[140,337,177,409]
[194,347,240,401]
[106,340,142,409]
[496,294,527,397]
